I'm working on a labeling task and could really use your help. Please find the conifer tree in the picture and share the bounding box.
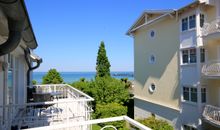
[96,41,111,77]
[42,69,63,84]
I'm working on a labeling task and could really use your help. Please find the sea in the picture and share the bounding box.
[33,72,134,84]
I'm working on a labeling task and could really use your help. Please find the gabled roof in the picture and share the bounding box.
[126,1,203,36]
[126,9,176,35]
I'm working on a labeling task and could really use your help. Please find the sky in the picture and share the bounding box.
[25,0,194,72]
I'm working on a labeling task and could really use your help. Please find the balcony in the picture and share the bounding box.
[0,84,94,129]
[203,105,220,128]
[201,61,220,78]
[23,116,151,130]
[201,18,220,42]
[0,84,151,130]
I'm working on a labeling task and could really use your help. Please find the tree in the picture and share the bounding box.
[96,41,111,77]
[92,77,130,105]
[42,69,63,84]
[32,80,37,85]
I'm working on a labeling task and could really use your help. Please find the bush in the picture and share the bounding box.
[32,80,37,85]
[71,78,93,96]
[93,103,127,128]
[92,77,130,105]
[136,116,174,130]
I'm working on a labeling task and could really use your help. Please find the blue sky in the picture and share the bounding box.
[25,0,194,72]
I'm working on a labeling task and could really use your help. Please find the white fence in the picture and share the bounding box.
[203,105,220,127]
[24,116,152,130]
[0,84,94,130]
[201,18,220,36]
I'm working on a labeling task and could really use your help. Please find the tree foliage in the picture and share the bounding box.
[96,41,111,77]
[91,77,130,105]
[136,116,174,130]
[42,69,63,84]
[32,80,37,85]
[93,103,127,128]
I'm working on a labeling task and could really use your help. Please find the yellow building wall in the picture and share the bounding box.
[133,16,180,110]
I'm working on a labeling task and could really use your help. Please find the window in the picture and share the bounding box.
[183,86,200,103]
[149,54,156,64]
[201,88,206,103]
[150,30,155,38]
[189,15,196,29]
[191,88,197,102]
[200,14,205,27]
[182,17,188,31]
[182,50,189,64]
[200,48,205,63]
[181,48,197,64]
[149,83,156,93]
[183,87,190,101]
[190,49,196,63]
[183,125,197,130]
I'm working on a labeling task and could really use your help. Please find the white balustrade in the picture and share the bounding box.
[0,84,93,130]
[203,105,220,127]
[201,18,220,36]
[202,61,220,77]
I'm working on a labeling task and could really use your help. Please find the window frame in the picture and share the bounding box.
[182,86,198,103]
[182,17,188,31]
[181,48,197,65]
[183,87,190,101]
[201,88,206,103]
[200,14,205,28]
[200,48,205,63]
[189,15,196,29]
[190,88,198,103]
[181,14,197,32]
[190,48,196,63]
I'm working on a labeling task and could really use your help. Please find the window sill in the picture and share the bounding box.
[181,28,196,34]
[182,100,197,106]
[180,63,197,66]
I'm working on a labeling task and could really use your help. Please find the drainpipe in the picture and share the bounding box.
[0,0,25,56]
[24,48,42,86]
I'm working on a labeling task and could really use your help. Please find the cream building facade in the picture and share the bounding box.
[127,0,220,130]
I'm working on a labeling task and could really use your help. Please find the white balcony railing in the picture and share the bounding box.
[201,18,220,36]
[24,116,152,130]
[203,105,220,128]
[202,61,220,77]
[0,84,94,130]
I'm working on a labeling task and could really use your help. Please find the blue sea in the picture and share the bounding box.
[33,72,134,84]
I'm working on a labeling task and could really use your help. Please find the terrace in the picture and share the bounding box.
[0,84,151,130]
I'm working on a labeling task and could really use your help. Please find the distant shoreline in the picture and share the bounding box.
[33,71,134,84]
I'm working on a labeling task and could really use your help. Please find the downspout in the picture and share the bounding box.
[0,0,25,56]
[24,48,42,86]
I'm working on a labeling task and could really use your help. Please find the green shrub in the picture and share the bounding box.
[93,103,127,128]
[136,116,174,130]
[92,77,130,105]
[32,80,37,85]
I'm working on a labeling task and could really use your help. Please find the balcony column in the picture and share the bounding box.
[196,7,203,129]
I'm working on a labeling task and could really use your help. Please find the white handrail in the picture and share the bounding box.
[23,116,152,130]
[202,61,220,77]
[201,18,220,36]
[203,105,220,127]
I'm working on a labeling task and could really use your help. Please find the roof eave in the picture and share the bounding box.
[21,0,38,49]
